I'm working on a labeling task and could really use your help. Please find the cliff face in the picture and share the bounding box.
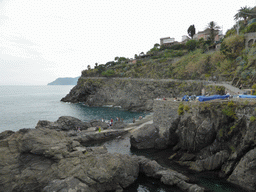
[61,77,205,111]
[151,99,256,191]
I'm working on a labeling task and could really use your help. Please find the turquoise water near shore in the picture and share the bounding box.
[0,85,147,132]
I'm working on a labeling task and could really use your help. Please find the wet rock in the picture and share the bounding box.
[130,124,159,149]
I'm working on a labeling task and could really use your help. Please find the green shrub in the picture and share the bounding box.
[101,69,115,77]
[222,101,237,119]
[178,103,184,115]
[220,35,244,59]
[245,23,256,33]
[184,105,190,111]
[216,86,225,95]
[250,116,256,122]
[186,40,197,51]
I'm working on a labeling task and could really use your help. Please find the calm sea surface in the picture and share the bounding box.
[0,85,147,132]
[0,85,249,192]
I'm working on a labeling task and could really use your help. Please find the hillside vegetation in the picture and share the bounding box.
[82,19,256,89]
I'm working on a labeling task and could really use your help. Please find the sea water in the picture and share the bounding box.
[0,85,147,132]
[0,85,249,191]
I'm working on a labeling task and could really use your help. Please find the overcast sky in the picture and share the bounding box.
[0,0,255,85]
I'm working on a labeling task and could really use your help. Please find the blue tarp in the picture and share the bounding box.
[198,95,230,102]
[239,95,256,98]
[182,95,197,101]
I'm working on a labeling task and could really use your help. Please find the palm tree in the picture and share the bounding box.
[234,6,252,25]
[207,21,220,44]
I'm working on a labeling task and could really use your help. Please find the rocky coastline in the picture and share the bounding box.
[0,116,205,192]
[2,76,255,191]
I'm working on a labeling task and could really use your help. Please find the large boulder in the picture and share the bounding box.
[57,116,91,131]
[130,124,159,149]
[36,116,91,131]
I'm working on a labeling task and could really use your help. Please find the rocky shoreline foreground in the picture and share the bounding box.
[2,97,256,191]
[0,115,205,192]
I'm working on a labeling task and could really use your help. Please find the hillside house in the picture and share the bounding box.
[193,28,224,42]
[181,35,190,44]
[160,37,176,46]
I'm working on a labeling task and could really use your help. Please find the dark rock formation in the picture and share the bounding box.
[0,126,206,192]
[130,124,159,149]
[180,150,230,172]
[176,116,216,152]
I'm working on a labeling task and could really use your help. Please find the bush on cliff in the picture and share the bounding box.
[178,103,184,115]
[220,34,244,59]
[101,69,116,77]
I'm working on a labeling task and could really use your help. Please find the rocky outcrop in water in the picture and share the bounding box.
[0,126,205,192]
[61,77,204,111]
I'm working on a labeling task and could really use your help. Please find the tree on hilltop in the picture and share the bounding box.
[234,6,252,25]
[206,21,220,44]
[187,25,195,39]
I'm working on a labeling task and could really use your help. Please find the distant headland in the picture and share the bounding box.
[47,77,80,85]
